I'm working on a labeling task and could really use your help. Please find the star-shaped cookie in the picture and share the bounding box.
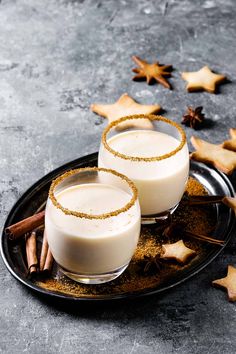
[181,66,226,93]
[190,136,236,175]
[132,56,172,89]
[223,196,236,216]
[161,240,196,264]
[212,265,236,302]
[230,128,236,138]
[222,128,236,152]
[91,93,161,130]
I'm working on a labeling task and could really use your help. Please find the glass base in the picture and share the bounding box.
[141,204,178,225]
[59,263,129,284]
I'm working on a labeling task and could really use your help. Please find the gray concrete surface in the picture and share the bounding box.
[0,0,236,353]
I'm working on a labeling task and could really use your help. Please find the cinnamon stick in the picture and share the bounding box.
[43,249,54,273]
[5,211,45,241]
[40,230,49,271]
[185,194,236,216]
[40,230,54,273]
[184,230,224,246]
[163,223,224,246]
[25,231,38,274]
[184,195,225,205]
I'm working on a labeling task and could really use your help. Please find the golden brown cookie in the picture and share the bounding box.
[222,128,236,152]
[181,66,226,93]
[223,196,236,216]
[190,136,236,175]
[91,93,161,130]
[161,240,196,264]
[212,265,236,302]
[132,56,172,88]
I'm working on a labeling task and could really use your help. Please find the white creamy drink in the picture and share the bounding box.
[45,183,140,275]
[99,130,189,215]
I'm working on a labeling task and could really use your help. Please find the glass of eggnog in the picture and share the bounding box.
[45,167,140,284]
[98,115,189,219]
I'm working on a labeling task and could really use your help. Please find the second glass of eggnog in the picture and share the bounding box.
[45,167,140,284]
[98,115,189,219]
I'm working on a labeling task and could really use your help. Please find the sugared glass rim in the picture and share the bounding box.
[49,167,138,219]
[102,114,187,162]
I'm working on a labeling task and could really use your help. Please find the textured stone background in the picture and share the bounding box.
[0,0,236,353]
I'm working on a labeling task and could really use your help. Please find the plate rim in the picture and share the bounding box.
[1,152,235,302]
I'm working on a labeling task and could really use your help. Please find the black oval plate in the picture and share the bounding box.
[1,153,235,302]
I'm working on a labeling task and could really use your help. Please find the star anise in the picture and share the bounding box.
[181,106,205,129]
[140,254,163,275]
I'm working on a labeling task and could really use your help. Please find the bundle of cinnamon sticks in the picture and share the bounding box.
[5,211,53,276]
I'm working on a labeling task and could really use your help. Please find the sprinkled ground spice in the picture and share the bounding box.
[36,177,217,298]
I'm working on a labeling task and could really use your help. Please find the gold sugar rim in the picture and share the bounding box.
[102,114,187,162]
[49,167,138,219]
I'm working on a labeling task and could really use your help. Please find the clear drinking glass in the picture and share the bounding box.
[98,115,189,220]
[45,167,140,284]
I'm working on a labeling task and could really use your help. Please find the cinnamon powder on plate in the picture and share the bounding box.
[36,177,216,298]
